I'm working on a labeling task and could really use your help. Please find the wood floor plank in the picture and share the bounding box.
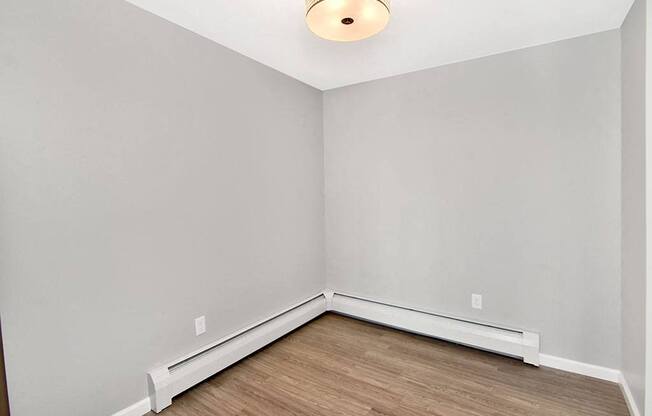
[153,314,630,416]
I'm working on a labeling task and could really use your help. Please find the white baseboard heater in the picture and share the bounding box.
[148,293,327,413]
[327,292,540,367]
[147,290,539,413]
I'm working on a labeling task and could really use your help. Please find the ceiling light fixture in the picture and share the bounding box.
[305,0,391,42]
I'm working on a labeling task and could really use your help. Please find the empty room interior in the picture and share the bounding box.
[1,0,652,415]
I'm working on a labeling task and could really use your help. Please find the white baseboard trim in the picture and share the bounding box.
[147,293,327,413]
[110,398,151,416]
[539,354,620,383]
[329,292,540,366]
[619,373,642,416]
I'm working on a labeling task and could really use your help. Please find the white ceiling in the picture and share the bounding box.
[125,0,634,90]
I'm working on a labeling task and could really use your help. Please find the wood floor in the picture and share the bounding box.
[153,314,629,416]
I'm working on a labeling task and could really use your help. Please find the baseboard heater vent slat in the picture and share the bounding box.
[327,292,540,366]
[148,294,327,413]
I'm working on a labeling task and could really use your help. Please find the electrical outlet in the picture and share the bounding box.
[194,316,206,336]
[471,294,482,310]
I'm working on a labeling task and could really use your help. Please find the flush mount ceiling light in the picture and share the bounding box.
[305,0,391,42]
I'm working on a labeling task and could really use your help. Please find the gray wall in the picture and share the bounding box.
[621,0,647,412]
[324,31,622,368]
[0,1,324,415]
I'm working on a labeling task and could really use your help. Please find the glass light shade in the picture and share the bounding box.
[306,0,390,42]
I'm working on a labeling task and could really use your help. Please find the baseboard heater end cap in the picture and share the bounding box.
[148,367,172,413]
[522,331,541,367]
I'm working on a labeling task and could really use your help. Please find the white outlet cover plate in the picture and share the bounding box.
[472,294,483,310]
[195,316,206,336]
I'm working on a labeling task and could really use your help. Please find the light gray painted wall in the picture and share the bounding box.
[324,31,622,368]
[621,0,647,412]
[0,1,324,415]
[646,0,652,412]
